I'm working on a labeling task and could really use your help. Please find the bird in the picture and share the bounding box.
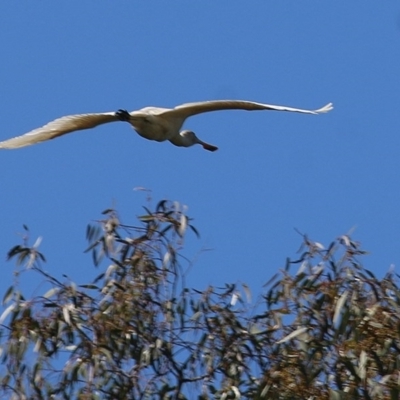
[0,100,333,151]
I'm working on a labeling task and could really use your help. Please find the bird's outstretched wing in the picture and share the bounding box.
[0,112,119,149]
[167,100,333,119]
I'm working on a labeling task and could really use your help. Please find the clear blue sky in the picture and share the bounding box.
[0,2,399,298]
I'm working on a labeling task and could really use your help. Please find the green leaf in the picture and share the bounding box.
[42,287,60,299]
[365,269,376,279]
[101,208,114,215]
[6,245,23,260]
[333,291,348,328]
[78,284,99,290]
[189,224,200,238]
[156,200,168,212]
[285,257,291,271]
[276,326,308,344]
[138,215,155,222]
[2,286,14,305]
[0,304,16,325]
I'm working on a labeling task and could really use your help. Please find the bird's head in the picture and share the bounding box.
[180,130,218,152]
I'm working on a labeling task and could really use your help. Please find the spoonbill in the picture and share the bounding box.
[0,100,333,151]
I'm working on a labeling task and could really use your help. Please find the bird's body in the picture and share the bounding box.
[128,107,183,141]
[0,100,333,151]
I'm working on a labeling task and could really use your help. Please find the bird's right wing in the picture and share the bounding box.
[0,112,119,149]
[169,100,334,119]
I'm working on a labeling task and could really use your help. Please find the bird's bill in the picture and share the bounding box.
[198,140,218,152]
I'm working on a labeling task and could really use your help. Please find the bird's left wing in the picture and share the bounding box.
[168,100,333,119]
[0,112,119,149]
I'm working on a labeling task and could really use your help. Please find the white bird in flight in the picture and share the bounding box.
[0,100,333,151]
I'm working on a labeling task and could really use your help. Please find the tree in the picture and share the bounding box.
[1,199,400,399]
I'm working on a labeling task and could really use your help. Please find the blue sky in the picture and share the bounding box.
[0,2,399,299]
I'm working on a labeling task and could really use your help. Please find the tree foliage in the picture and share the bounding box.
[1,200,400,399]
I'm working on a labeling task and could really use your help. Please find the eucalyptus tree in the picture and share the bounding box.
[0,200,399,399]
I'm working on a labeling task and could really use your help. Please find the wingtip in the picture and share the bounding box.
[0,141,17,150]
[315,102,334,114]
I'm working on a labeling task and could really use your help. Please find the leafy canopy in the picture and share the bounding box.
[1,200,400,399]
